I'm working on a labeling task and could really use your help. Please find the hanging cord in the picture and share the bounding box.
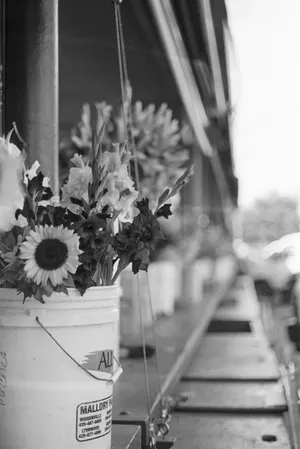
[146,275,172,439]
[146,276,164,411]
[114,1,140,187]
[115,3,129,100]
[114,1,128,131]
[118,3,168,434]
[113,2,158,446]
[137,275,157,449]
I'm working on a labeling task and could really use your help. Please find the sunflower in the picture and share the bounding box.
[19,225,82,287]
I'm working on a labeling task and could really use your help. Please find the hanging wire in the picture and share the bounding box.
[113,1,160,446]
[115,4,129,98]
[115,0,165,421]
[146,275,164,410]
[114,1,128,133]
[115,5,140,188]
[137,274,157,449]
[146,274,173,441]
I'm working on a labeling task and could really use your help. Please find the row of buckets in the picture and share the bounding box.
[0,256,236,449]
[120,256,237,332]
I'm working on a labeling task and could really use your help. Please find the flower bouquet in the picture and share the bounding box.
[59,99,192,322]
[0,106,193,303]
[60,92,190,211]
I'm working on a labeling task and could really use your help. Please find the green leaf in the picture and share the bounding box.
[155,203,172,219]
[157,189,170,208]
[66,272,75,287]
[169,164,194,197]
[70,197,84,207]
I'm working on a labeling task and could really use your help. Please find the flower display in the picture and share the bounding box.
[0,107,193,303]
[61,94,190,212]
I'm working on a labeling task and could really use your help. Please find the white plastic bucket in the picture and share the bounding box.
[0,286,122,449]
[148,262,177,316]
[120,266,153,338]
[214,256,237,284]
[181,262,204,304]
[196,258,214,285]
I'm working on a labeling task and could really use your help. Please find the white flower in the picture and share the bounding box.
[104,166,135,193]
[100,150,121,174]
[71,153,86,168]
[0,206,17,232]
[23,161,50,189]
[19,225,82,287]
[42,176,50,188]
[97,190,120,211]
[61,161,92,210]
[93,145,139,223]
[117,190,139,222]
[97,186,138,223]
[0,135,24,231]
[0,136,21,159]
[16,214,28,228]
[96,161,138,222]
[24,161,40,185]
[38,195,60,208]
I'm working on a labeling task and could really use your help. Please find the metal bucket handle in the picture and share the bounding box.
[36,317,123,385]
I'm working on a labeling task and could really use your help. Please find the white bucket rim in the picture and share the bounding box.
[0,285,122,303]
[0,286,121,327]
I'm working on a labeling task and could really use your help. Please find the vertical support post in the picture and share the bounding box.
[0,0,4,135]
[4,0,59,195]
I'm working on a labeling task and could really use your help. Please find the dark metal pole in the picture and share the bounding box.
[0,0,4,135]
[4,0,59,195]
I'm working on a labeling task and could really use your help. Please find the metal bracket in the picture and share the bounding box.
[287,319,300,343]
[155,436,177,449]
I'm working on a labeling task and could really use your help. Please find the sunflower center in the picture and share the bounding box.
[34,238,69,270]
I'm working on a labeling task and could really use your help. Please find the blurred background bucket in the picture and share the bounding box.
[148,261,178,316]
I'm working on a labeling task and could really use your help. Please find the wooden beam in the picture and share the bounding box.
[148,0,213,157]
[4,0,59,195]
[197,0,227,115]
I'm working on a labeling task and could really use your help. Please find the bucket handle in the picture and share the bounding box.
[35,317,123,385]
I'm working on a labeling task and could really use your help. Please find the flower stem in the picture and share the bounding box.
[111,259,130,285]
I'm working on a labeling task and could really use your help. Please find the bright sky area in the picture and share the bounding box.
[226,0,300,208]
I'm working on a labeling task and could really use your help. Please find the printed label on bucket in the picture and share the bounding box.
[76,395,113,442]
[82,350,114,374]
